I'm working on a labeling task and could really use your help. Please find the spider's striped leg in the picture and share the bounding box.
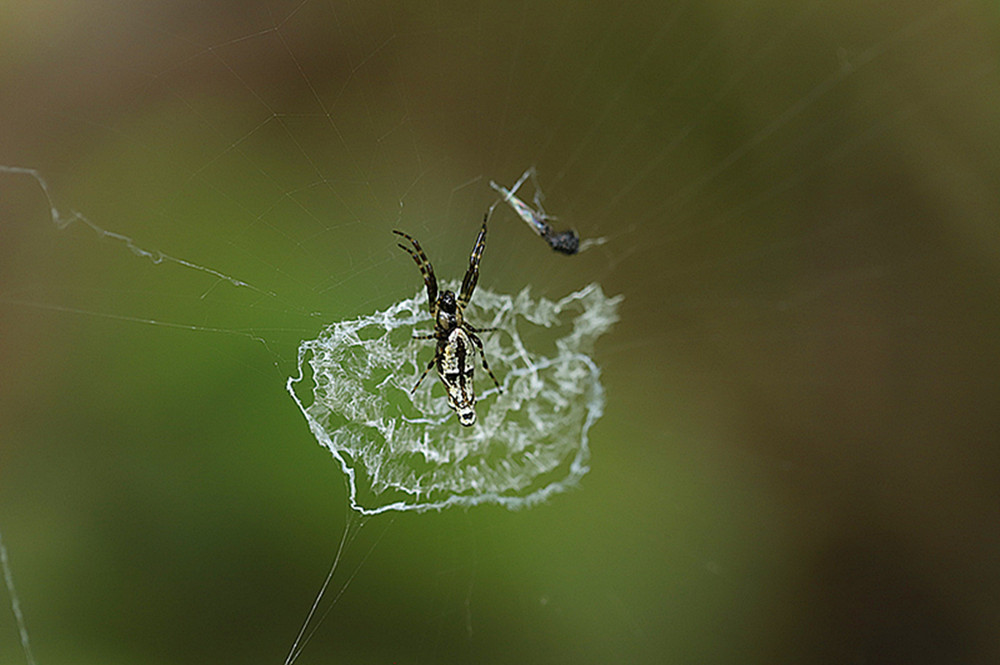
[463,324,497,334]
[458,213,488,309]
[412,333,437,340]
[393,229,438,313]
[411,351,440,393]
[466,330,501,393]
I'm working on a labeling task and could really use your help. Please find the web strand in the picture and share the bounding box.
[0,527,36,665]
[1,165,275,298]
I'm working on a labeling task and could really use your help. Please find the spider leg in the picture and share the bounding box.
[467,330,502,393]
[411,352,439,393]
[393,229,438,314]
[412,333,437,340]
[463,323,497,334]
[457,213,488,310]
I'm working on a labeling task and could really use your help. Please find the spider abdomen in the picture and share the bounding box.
[437,328,477,426]
[394,215,500,426]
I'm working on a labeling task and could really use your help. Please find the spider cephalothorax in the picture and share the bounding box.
[393,214,501,426]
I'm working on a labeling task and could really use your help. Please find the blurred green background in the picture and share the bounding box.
[2,1,1000,663]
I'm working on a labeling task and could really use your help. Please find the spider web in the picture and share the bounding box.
[288,283,621,514]
[2,1,999,663]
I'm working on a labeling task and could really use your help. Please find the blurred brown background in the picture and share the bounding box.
[2,1,999,663]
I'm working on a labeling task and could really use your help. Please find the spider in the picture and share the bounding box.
[393,213,502,426]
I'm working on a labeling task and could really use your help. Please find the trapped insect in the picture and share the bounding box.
[490,167,606,254]
[394,214,502,426]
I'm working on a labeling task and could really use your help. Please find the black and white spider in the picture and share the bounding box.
[393,214,501,426]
